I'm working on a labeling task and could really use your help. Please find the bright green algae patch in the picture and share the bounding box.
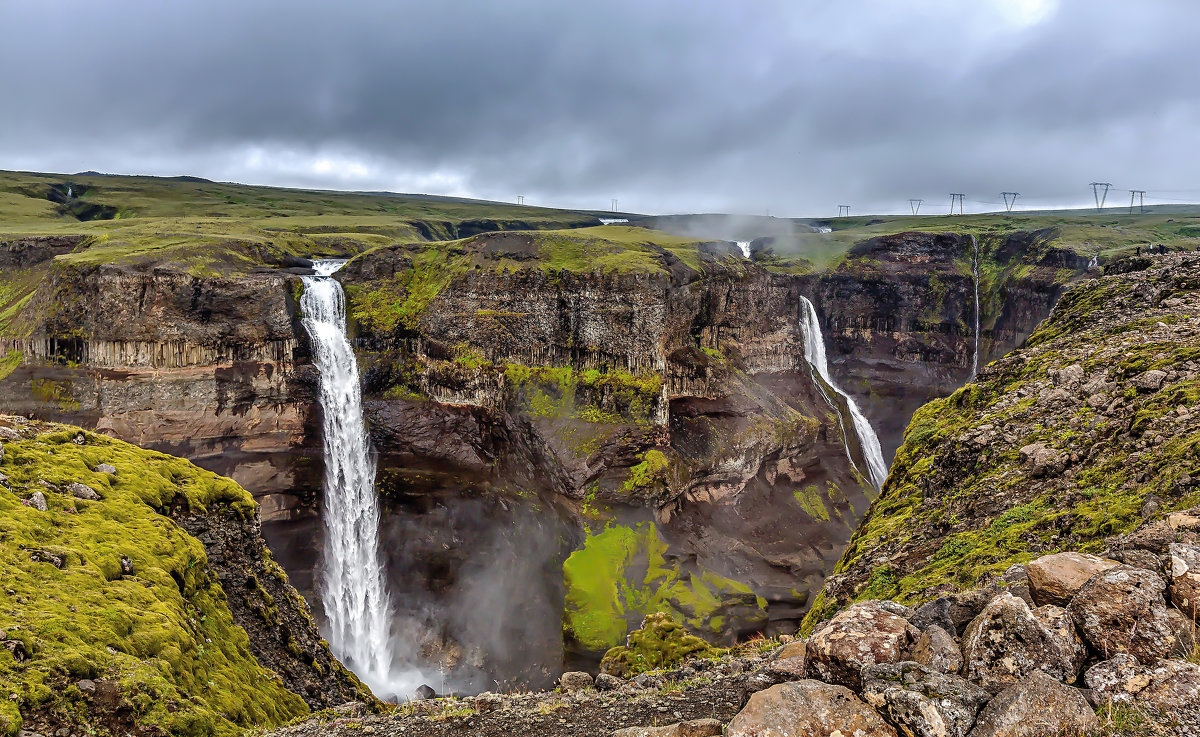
[598,612,726,678]
[0,425,308,736]
[562,522,765,653]
[505,364,663,427]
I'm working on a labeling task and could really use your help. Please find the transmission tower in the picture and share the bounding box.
[611,198,618,212]
[1129,190,1146,215]
[949,193,965,215]
[909,198,923,215]
[1089,182,1112,212]
[838,205,851,217]
[516,195,524,205]
[1001,192,1020,212]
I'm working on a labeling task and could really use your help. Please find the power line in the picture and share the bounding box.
[516,195,524,205]
[1000,192,1020,212]
[611,198,618,212]
[1089,182,1112,212]
[838,204,851,217]
[909,198,923,215]
[1129,190,1146,214]
[949,193,965,215]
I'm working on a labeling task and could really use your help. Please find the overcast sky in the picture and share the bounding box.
[2,0,1198,216]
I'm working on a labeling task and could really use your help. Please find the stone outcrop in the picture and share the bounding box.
[725,680,898,737]
[1026,551,1118,606]
[805,600,919,690]
[966,671,1099,737]
[861,661,991,737]
[960,593,1086,692]
[1067,564,1180,662]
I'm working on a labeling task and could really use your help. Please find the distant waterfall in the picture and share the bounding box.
[301,260,402,697]
[971,235,981,378]
[736,241,751,258]
[798,297,889,490]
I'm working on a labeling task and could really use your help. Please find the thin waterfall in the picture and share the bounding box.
[971,235,981,378]
[736,241,752,258]
[301,260,407,698]
[798,297,889,490]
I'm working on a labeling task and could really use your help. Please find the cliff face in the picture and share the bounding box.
[0,415,372,737]
[808,252,1200,626]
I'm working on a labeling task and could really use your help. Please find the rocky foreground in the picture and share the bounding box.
[269,507,1200,736]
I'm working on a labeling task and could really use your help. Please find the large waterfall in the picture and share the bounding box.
[301,260,408,698]
[798,297,889,490]
[736,241,752,258]
[971,235,981,378]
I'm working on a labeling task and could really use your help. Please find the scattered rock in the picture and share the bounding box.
[1168,542,1200,618]
[961,593,1086,692]
[1133,369,1168,391]
[861,661,991,737]
[119,556,134,576]
[1026,551,1118,606]
[560,671,593,691]
[76,679,96,694]
[1086,656,1200,730]
[66,481,99,501]
[762,639,807,681]
[967,671,1099,737]
[95,463,117,474]
[806,601,919,690]
[611,719,723,737]
[1084,654,1148,706]
[474,693,503,713]
[725,680,898,737]
[1018,443,1065,478]
[594,673,623,691]
[911,624,963,674]
[1067,565,1179,661]
[911,596,958,635]
[26,491,48,512]
[414,684,436,700]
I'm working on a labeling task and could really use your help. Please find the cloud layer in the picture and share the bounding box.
[2,0,1198,215]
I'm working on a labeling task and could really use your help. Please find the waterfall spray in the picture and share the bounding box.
[735,241,751,258]
[798,297,889,490]
[301,260,413,699]
[971,235,981,379]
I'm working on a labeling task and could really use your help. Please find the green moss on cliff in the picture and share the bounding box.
[0,421,304,736]
[598,612,726,678]
[561,522,765,653]
[504,363,662,427]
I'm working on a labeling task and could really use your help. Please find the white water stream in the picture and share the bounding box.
[301,260,417,699]
[971,235,981,378]
[798,297,889,490]
[735,241,752,258]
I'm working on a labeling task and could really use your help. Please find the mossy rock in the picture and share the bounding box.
[599,612,726,678]
[0,418,310,736]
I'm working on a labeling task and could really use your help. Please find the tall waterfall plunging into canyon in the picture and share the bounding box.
[798,297,889,489]
[971,235,981,378]
[301,260,408,698]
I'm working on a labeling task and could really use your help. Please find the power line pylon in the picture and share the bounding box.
[516,195,524,205]
[909,198,923,215]
[838,205,851,217]
[1090,182,1112,212]
[949,193,965,215]
[1129,190,1146,215]
[611,199,618,212]
[1001,192,1020,212]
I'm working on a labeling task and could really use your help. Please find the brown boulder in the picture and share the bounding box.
[1026,551,1118,606]
[961,594,1086,693]
[1086,656,1200,732]
[1067,565,1179,661]
[967,671,1099,737]
[764,639,807,680]
[1169,542,1200,618]
[806,601,919,690]
[725,680,898,737]
[910,624,963,674]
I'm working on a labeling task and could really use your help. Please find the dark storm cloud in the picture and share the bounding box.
[2,0,1198,215]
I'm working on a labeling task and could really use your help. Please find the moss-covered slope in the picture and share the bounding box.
[0,416,370,737]
[804,252,1200,630]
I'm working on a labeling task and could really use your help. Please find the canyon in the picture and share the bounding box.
[0,210,1092,691]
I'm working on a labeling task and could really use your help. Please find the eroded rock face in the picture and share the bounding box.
[861,661,991,737]
[1067,565,1179,662]
[725,680,898,737]
[961,593,1086,693]
[806,601,919,690]
[1169,542,1200,618]
[967,671,1099,737]
[1026,551,1118,606]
